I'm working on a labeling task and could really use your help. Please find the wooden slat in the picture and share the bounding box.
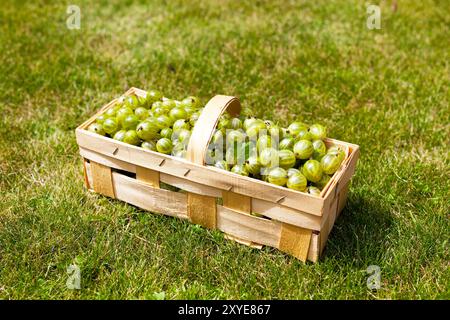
[90,161,115,198]
[80,147,136,173]
[278,224,312,262]
[337,181,350,217]
[307,233,320,263]
[82,158,90,189]
[112,171,188,219]
[252,198,322,231]
[222,190,263,248]
[223,191,251,214]
[161,173,221,197]
[136,166,160,189]
[216,206,281,248]
[187,193,217,229]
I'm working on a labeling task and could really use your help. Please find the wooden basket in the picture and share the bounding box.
[75,87,360,262]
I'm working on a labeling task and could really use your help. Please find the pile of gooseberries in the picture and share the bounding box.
[206,115,346,195]
[87,90,346,196]
[87,90,202,158]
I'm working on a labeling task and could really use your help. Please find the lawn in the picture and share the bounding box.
[0,0,448,299]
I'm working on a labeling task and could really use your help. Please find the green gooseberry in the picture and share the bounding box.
[156,115,173,129]
[245,156,262,175]
[231,164,249,176]
[125,95,139,110]
[287,172,308,191]
[214,160,229,171]
[181,96,202,109]
[136,121,159,141]
[307,186,321,196]
[123,130,141,145]
[176,129,191,144]
[116,107,133,125]
[259,148,279,168]
[287,121,308,136]
[287,167,301,178]
[87,123,105,136]
[327,145,346,163]
[293,140,314,159]
[102,118,120,135]
[146,90,163,104]
[172,119,190,131]
[169,107,187,121]
[226,130,246,145]
[320,153,342,175]
[312,139,327,160]
[296,129,313,141]
[113,129,127,142]
[141,140,157,151]
[302,159,323,183]
[230,118,242,130]
[279,137,295,150]
[268,167,288,186]
[314,174,331,190]
[160,127,173,139]
[96,114,108,125]
[121,114,140,130]
[156,138,173,154]
[256,135,272,152]
[278,149,296,169]
[309,124,327,140]
[162,99,177,110]
[189,112,201,127]
[243,116,258,130]
[135,107,150,120]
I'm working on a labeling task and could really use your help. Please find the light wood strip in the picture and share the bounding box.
[112,171,188,219]
[222,191,264,248]
[90,161,115,198]
[136,166,160,189]
[223,191,251,214]
[187,193,217,229]
[307,233,320,263]
[279,224,312,262]
[216,206,281,248]
[252,198,322,231]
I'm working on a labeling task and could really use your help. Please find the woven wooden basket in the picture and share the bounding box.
[75,87,360,262]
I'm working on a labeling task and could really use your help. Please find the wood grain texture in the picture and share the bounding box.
[186,95,241,165]
[278,223,312,262]
[216,206,281,248]
[222,191,251,214]
[224,234,263,249]
[222,190,264,248]
[187,193,217,229]
[112,171,188,219]
[90,161,115,198]
[136,166,160,189]
[252,198,322,231]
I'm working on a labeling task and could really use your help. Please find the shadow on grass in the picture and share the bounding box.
[321,192,394,265]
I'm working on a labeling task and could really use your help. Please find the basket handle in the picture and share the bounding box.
[186,95,241,165]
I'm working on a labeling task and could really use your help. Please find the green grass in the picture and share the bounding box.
[0,0,449,299]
